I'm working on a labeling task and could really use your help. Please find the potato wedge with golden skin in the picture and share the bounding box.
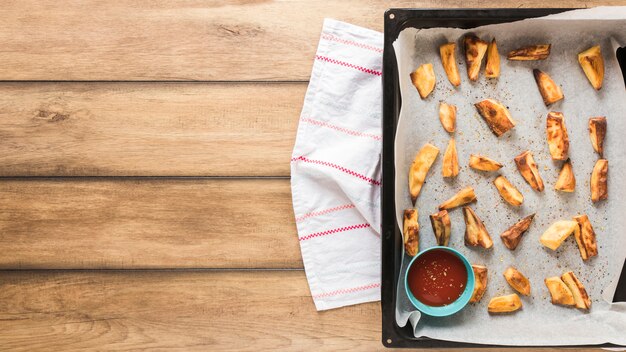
[463,206,493,249]
[500,214,535,250]
[469,154,503,172]
[573,214,598,261]
[533,69,563,106]
[546,112,570,160]
[464,34,488,81]
[439,102,456,133]
[589,117,607,157]
[555,159,576,192]
[439,187,477,210]
[430,210,451,246]
[578,45,604,90]
[494,175,524,206]
[470,265,488,303]
[507,44,551,60]
[474,99,516,137]
[410,63,436,99]
[403,209,419,256]
[442,139,459,178]
[545,277,575,306]
[485,39,500,78]
[590,159,608,203]
[488,294,522,313]
[408,143,440,205]
[504,267,531,296]
[540,220,578,250]
[514,150,544,192]
[561,271,591,309]
[439,43,461,87]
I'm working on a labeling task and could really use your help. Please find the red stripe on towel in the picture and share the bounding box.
[315,55,382,76]
[320,33,383,53]
[312,282,381,299]
[301,117,381,141]
[295,203,356,222]
[298,223,370,241]
[290,156,381,186]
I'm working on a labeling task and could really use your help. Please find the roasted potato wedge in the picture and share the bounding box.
[439,43,461,87]
[469,154,503,172]
[507,44,551,60]
[533,69,563,106]
[504,267,531,296]
[590,159,608,203]
[408,143,440,205]
[514,150,544,192]
[555,159,576,192]
[470,264,488,303]
[540,220,578,250]
[488,294,522,313]
[494,175,524,206]
[463,206,493,249]
[561,271,591,309]
[430,210,451,246]
[464,34,488,81]
[410,63,436,99]
[475,99,516,137]
[439,102,456,133]
[500,214,535,250]
[485,38,500,78]
[545,276,575,306]
[403,209,419,256]
[573,214,598,261]
[546,112,570,160]
[578,45,604,90]
[439,187,477,210]
[588,117,607,157]
[442,139,459,178]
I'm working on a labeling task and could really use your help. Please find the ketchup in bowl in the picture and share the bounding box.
[407,248,468,306]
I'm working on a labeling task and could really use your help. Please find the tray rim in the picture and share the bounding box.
[380,7,626,349]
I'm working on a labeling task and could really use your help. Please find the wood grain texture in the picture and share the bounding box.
[0,0,618,81]
[0,178,300,269]
[0,270,601,352]
[0,82,302,177]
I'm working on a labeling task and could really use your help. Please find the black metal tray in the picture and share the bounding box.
[381,8,626,348]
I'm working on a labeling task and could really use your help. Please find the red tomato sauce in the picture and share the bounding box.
[407,249,468,306]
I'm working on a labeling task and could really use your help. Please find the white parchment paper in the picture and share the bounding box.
[393,7,626,346]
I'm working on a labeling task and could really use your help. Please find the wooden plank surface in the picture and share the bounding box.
[0,178,300,269]
[0,1,619,81]
[0,270,599,352]
[0,82,302,177]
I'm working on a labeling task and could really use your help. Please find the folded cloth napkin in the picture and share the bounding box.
[290,18,383,311]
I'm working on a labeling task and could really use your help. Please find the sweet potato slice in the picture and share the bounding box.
[578,45,604,90]
[561,271,591,309]
[403,209,419,256]
[546,112,569,161]
[469,154,502,172]
[545,277,575,306]
[410,63,436,99]
[408,143,440,205]
[439,102,456,133]
[464,34,488,81]
[533,69,563,106]
[504,267,531,296]
[439,42,461,87]
[500,214,535,250]
[470,265,488,303]
[540,220,578,250]
[463,206,493,249]
[554,159,576,192]
[474,99,516,137]
[514,150,544,192]
[485,38,500,78]
[493,175,524,206]
[430,210,451,246]
[590,159,608,202]
[573,214,598,261]
[507,44,551,60]
[588,117,607,157]
[488,294,522,313]
[442,139,459,178]
[439,187,477,210]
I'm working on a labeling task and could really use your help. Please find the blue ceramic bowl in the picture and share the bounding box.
[404,246,475,317]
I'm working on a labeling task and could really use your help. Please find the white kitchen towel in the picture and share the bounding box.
[290,18,383,311]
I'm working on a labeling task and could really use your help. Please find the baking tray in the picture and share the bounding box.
[381,8,626,348]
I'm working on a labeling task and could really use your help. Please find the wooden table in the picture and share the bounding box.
[0,1,618,350]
